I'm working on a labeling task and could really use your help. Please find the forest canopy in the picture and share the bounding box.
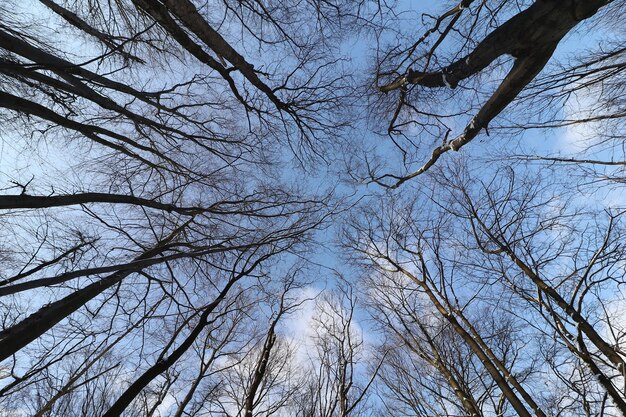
[0,0,625,416]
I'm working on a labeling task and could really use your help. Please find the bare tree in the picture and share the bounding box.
[4,1,626,416]
[343,162,626,416]
[438,166,626,415]
[345,197,547,417]
[214,270,311,417]
[367,0,624,187]
[293,281,381,417]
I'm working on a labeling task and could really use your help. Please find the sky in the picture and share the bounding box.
[1,0,626,415]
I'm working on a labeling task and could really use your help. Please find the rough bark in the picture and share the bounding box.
[379,0,611,185]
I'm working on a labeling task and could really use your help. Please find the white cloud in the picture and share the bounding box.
[557,86,600,151]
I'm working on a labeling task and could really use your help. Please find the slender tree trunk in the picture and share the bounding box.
[390,259,536,417]
[0,225,187,361]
